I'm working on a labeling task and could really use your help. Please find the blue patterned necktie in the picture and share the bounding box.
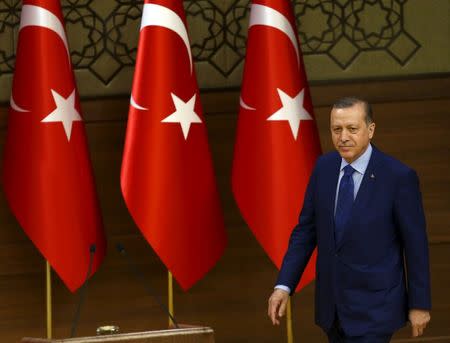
[335,164,356,244]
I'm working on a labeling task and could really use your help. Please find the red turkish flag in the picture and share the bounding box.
[2,0,106,292]
[232,0,321,291]
[121,0,227,290]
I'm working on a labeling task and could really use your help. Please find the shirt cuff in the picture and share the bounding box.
[275,285,291,294]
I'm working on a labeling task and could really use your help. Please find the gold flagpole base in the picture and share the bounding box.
[287,297,294,343]
[168,271,174,328]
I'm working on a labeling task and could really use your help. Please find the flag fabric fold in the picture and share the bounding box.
[232,0,322,291]
[2,0,106,292]
[121,0,227,291]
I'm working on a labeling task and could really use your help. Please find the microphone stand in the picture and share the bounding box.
[70,244,96,337]
[116,243,179,328]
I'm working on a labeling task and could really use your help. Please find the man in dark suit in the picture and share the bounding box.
[268,97,431,342]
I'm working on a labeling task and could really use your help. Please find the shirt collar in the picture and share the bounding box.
[340,143,373,175]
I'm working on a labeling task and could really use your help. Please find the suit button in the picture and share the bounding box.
[335,253,338,257]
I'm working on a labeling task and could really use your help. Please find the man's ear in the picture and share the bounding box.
[368,122,375,139]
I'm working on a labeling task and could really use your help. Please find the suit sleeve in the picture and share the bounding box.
[394,169,431,310]
[276,166,318,295]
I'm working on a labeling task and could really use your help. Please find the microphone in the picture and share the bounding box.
[70,244,96,337]
[116,243,179,329]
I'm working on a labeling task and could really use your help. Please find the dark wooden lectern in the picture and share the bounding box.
[21,327,214,343]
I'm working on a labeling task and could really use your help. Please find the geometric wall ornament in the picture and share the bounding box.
[186,0,250,77]
[296,0,420,69]
[0,0,421,83]
[1,0,448,101]
[0,0,20,74]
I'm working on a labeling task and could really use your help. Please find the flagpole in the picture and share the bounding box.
[286,298,294,343]
[168,271,174,328]
[46,261,52,339]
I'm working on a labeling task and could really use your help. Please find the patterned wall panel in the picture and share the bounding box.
[0,0,449,101]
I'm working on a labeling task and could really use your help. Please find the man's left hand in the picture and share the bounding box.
[409,309,431,337]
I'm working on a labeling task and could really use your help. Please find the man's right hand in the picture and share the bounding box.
[268,288,290,325]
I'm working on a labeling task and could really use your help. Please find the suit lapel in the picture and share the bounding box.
[326,153,341,248]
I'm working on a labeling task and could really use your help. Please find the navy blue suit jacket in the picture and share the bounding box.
[276,146,431,336]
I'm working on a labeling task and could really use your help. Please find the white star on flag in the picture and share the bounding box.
[267,88,312,140]
[41,89,82,141]
[161,93,202,140]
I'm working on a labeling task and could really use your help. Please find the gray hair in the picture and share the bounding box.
[332,97,373,124]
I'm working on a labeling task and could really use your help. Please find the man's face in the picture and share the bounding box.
[330,102,375,163]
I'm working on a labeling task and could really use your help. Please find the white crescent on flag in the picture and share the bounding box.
[141,3,193,73]
[130,95,148,111]
[10,4,71,113]
[130,3,193,111]
[240,4,300,111]
[10,95,30,112]
[239,97,256,111]
[249,4,299,65]
[19,5,70,59]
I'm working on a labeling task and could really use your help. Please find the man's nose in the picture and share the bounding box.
[340,130,349,142]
